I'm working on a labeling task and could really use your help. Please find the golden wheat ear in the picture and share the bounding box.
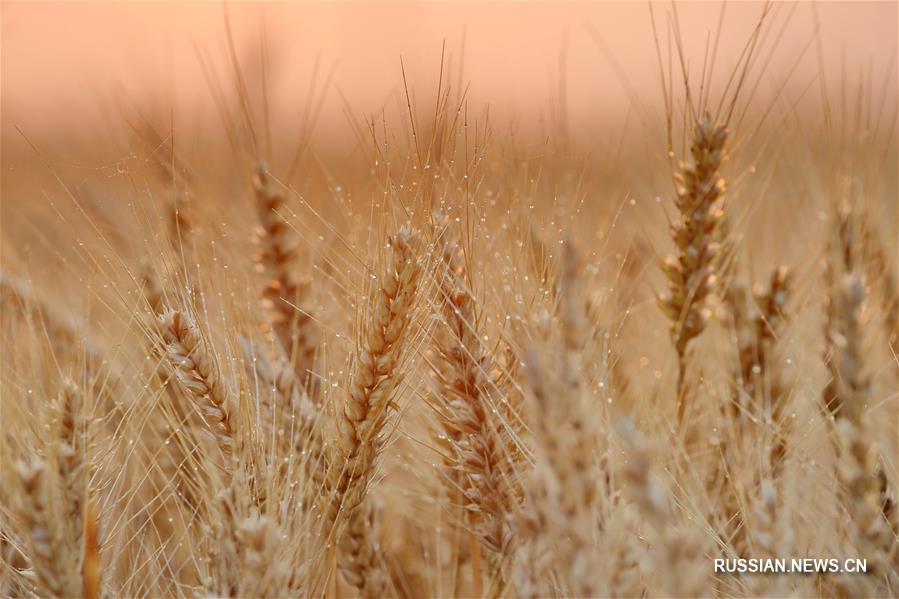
[316,225,423,597]
[657,115,728,426]
[823,206,897,591]
[241,337,325,511]
[618,419,708,597]
[13,457,83,598]
[427,214,522,593]
[858,212,899,350]
[253,164,319,391]
[157,308,235,461]
[233,508,291,597]
[514,241,603,598]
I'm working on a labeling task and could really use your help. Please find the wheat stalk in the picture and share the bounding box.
[82,501,101,599]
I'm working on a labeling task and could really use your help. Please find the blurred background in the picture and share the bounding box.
[2,1,896,151]
[1,1,896,281]
[3,1,896,287]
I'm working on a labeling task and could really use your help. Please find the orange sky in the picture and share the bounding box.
[2,1,896,145]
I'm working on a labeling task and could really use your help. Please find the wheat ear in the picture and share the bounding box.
[340,501,389,599]
[7,377,95,598]
[253,164,317,388]
[858,213,899,350]
[247,342,324,506]
[518,243,601,597]
[429,216,520,569]
[619,420,707,597]
[14,458,81,598]
[729,266,794,474]
[322,227,421,596]
[829,274,896,588]
[822,207,866,420]
[823,207,897,588]
[158,309,235,460]
[732,267,792,402]
[235,509,291,597]
[53,379,88,544]
[657,115,727,424]
[323,226,422,538]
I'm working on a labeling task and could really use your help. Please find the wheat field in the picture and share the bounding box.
[1,2,897,598]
